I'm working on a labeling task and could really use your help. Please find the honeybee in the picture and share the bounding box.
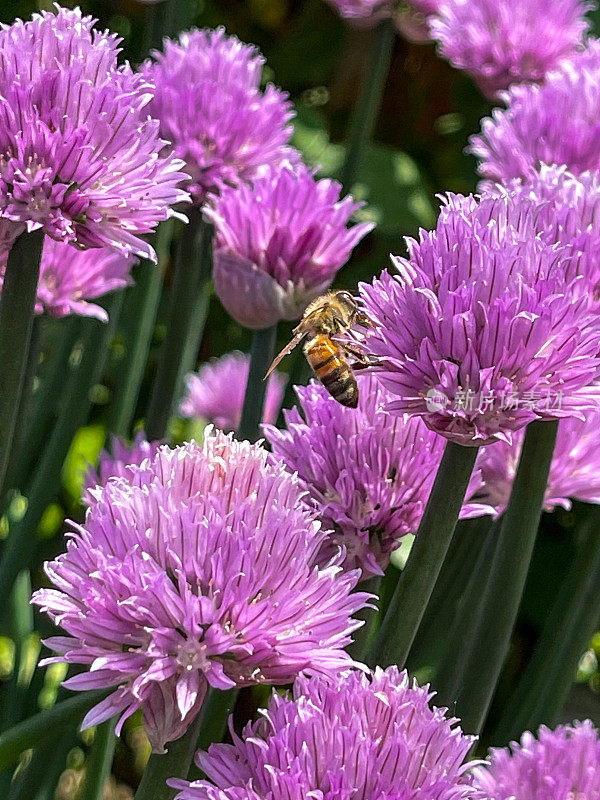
[265,290,374,408]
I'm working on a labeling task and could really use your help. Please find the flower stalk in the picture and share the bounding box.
[0,317,42,506]
[135,714,203,800]
[143,0,194,54]
[339,18,396,193]
[432,516,502,701]
[367,441,479,669]
[81,719,117,800]
[276,348,311,426]
[406,516,492,674]
[0,294,124,603]
[1,572,34,732]
[5,318,79,500]
[347,576,381,660]
[145,210,213,441]
[493,504,600,743]
[0,229,44,497]
[109,220,173,437]
[441,419,559,735]
[194,688,239,756]
[237,325,278,442]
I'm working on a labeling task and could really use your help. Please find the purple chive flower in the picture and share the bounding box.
[33,430,368,752]
[403,0,442,18]
[409,0,440,10]
[0,7,189,259]
[358,191,600,446]
[475,408,600,515]
[471,721,600,800]
[0,238,134,321]
[396,1,441,43]
[206,164,374,329]
[83,431,161,505]
[265,376,493,579]
[321,0,395,25]
[171,666,477,800]
[483,165,600,304]
[142,28,297,205]
[431,0,591,99]
[470,40,600,183]
[179,352,286,433]
[323,0,438,37]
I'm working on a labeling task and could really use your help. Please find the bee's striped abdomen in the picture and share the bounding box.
[304,334,358,408]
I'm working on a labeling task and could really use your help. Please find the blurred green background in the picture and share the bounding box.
[2,0,600,795]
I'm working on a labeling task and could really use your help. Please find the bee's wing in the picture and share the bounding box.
[264,328,308,379]
[265,305,330,379]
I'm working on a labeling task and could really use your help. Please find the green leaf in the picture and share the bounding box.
[294,106,435,236]
[61,424,106,504]
[0,691,109,771]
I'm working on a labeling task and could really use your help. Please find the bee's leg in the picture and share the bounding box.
[332,314,350,331]
[342,342,382,368]
[352,358,385,371]
[342,343,371,363]
[341,341,364,356]
[355,311,375,329]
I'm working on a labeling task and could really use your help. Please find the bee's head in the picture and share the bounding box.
[334,290,374,330]
[335,290,358,315]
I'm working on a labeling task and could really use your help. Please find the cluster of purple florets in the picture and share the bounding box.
[1,7,370,329]
[13,2,600,798]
